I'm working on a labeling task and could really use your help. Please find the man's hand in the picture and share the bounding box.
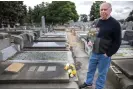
[88,41,93,47]
[104,54,108,57]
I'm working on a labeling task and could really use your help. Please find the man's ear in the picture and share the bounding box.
[110,8,112,12]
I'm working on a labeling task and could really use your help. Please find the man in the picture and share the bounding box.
[79,2,121,89]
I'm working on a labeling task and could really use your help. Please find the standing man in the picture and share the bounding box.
[79,2,121,89]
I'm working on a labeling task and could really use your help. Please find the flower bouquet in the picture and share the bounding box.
[87,28,98,43]
[64,63,77,77]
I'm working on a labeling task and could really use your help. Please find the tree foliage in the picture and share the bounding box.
[26,1,79,25]
[89,1,103,21]
[126,10,133,22]
[0,1,79,27]
[80,14,88,22]
[0,1,27,27]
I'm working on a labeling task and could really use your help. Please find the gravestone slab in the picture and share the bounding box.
[25,42,66,47]
[123,30,133,41]
[24,42,68,51]
[0,45,18,61]
[40,35,66,38]
[0,33,9,39]
[8,51,68,61]
[0,63,69,83]
[0,38,11,50]
[111,47,133,59]
[35,37,66,42]
[112,59,133,79]
[126,21,133,30]
[43,32,66,36]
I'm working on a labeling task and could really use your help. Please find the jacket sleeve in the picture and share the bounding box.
[106,22,121,57]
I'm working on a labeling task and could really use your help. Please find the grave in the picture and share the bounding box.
[42,32,66,37]
[35,37,66,42]
[24,42,68,51]
[123,30,133,41]
[8,51,70,61]
[0,33,20,61]
[112,59,133,79]
[111,47,133,59]
[12,33,68,51]
[35,37,67,42]
[53,26,66,31]
[0,33,11,50]
[107,59,133,89]
[126,21,133,30]
[38,32,67,42]
[107,64,133,89]
[0,45,18,61]
[0,62,69,84]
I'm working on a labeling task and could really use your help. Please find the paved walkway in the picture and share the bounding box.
[67,31,116,89]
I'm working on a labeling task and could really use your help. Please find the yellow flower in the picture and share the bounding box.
[71,70,76,75]
[69,73,74,77]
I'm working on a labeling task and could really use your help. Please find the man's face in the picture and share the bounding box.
[100,3,112,20]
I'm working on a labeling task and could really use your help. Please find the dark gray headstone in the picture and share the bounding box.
[0,33,9,39]
[0,38,11,50]
[112,59,133,79]
[123,30,133,41]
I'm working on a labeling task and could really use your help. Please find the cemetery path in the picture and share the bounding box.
[67,31,116,89]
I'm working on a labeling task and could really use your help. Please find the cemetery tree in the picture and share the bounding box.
[89,1,103,21]
[25,7,33,24]
[126,10,133,22]
[0,1,27,27]
[45,1,79,25]
[32,2,49,23]
[28,2,49,24]
[80,14,88,22]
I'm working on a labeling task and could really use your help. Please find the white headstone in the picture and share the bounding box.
[41,16,45,30]
[40,16,46,36]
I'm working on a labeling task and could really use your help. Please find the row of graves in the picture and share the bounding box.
[75,25,133,89]
[121,21,133,31]
[0,27,79,89]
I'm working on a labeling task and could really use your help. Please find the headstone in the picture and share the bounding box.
[123,30,133,41]
[0,45,18,61]
[42,16,45,29]
[7,24,10,31]
[41,16,46,36]
[126,21,133,30]
[13,35,24,49]
[0,33,11,50]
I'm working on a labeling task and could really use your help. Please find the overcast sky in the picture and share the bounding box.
[24,0,133,20]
